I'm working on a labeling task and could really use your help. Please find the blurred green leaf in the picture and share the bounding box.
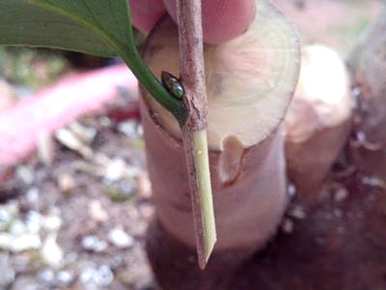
[0,0,186,121]
[0,0,133,57]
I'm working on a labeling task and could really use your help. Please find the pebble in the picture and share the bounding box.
[2,202,19,218]
[9,220,27,236]
[361,176,386,189]
[11,277,42,290]
[42,214,62,232]
[88,200,109,223]
[56,128,93,159]
[0,233,12,249]
[16,166,35,185]
[104,159,128,182]
[282,218,294,234]
[37,132,55,165]
[99,116,113,127]
[25,188,40,206]
[80,264,114,288]
[334,186,349,202]
[25,211,42,234]
[11,233,42,252]
[117,121,138,138]
[0,207,12,230]
[81,235,108,253]
[68,122,97,144]
[287,183,297,198]
[56,270,75,287]
[38,269,55,285]
[0,254,15,287]
[106,179,137,202]
[41,233,63,268]
[289,206,306,220]
[58,173,76,193]
[93,265,114,287]
[1,226,42,252]
[137,173,151,199]
[108,228,134,249]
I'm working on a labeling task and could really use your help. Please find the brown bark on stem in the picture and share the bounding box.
[176,0,216,269]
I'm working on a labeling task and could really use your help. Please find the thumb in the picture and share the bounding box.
[163,0,256,44]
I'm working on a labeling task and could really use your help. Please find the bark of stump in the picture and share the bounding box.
[349,5,386,178]
[139,1,300,288]
[285,45,353,203]
[141,99,288,290]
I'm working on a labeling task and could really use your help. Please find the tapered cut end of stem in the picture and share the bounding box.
[191,130,217,269]
[175,0,216,269]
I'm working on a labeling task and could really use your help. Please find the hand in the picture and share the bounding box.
[129,0,256,44]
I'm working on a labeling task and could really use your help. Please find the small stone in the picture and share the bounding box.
[105,180,136,203]
[81,235,108,253]
[361,176,386,189]
[287,183,297,198]
[38,269,55,285]
[37,132,55,165]
[137,124,144,136]
[9,220,28,236]
[94,265,114,287]
[56,270,75,287]
[0,207,12,230]
[117,121,138,138]
[41,234,63,268]
[80,264,114,288]
[88,200,108,223]
[25,211,42,234]
[289,206,306,220]
[3,202,19,217]
[55,128,93,159]
[80,265,96,285]
[108,228,134,249]
[11,233,41,252]
[104,159,128,182]
[11,277,41,290]
[334,187,349,202]
[16,166,34,185]
[282,218,294,234]
[99,116,112,127]
[0,233,12,249]
[68,122,97,144]
[25,188,40,206]
[0,254,15,287]
[137,173,151,199]
[58,173,76,193]
[42,214,62,232]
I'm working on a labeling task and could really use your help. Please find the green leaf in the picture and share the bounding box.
[0,0,187,122]
[0,0,116,57]
[29,0,133,56]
